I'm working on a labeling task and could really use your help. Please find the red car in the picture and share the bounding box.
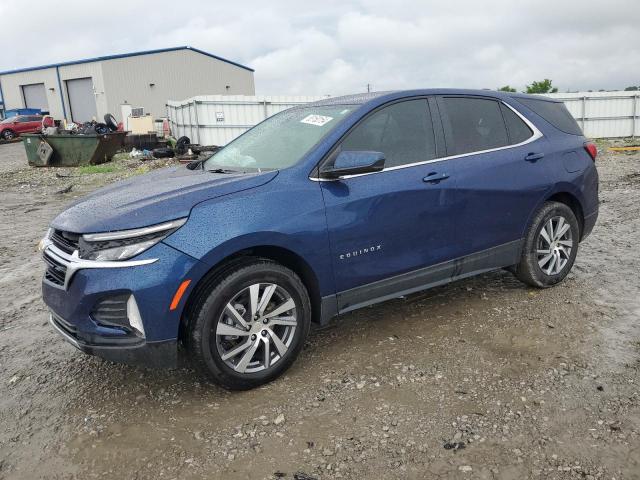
[0,115,52,141]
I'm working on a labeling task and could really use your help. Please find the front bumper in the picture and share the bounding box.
[42,241,206,368]
[49,312,178,368]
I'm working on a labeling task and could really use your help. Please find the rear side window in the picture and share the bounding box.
[440,97,508,155]
[340,99,436,168]
[500,104,533,144]
[515,98,582,136]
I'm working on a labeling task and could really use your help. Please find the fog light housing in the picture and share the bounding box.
[126,295,145,338]
[91,294,145,338]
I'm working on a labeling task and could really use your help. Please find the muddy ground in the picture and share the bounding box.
[0,140,639,480]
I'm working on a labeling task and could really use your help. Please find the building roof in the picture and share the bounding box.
[0,46,254,76]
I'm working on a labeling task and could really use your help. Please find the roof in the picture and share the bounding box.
[309,89,555,107]
[309,91,392,106]
[0,46,254,76]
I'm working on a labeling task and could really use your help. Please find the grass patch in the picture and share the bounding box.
[77,164,119,174]
[111,152,131,162]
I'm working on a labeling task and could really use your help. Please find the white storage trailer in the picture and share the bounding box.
[166,95,328,146]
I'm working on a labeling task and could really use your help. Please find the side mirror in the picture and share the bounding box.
[320,151,385,179]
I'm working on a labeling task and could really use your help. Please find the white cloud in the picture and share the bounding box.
[1,0,639,96]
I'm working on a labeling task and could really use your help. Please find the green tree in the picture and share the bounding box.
[624,86,639,91]
[497,85,517,92]
[525,79,558,94]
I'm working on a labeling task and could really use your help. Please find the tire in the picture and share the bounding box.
[175,143,187,155]
[176,136,191,146]
[152,147,175,158]
[514,201,580,288]
[104,114,118,132]
[186,258,312,390]
[2,129,16,141]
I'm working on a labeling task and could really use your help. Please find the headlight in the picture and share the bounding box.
[38,228,52,252]
[79,218,187,261]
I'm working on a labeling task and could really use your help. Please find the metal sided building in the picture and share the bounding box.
[0,46,255,123]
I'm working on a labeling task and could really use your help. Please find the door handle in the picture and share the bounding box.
[524,152,544,162]
[423,172,450,184]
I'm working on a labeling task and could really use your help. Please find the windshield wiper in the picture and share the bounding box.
[207,168,242,174]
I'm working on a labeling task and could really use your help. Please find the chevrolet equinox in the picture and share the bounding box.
[41,90,599,389]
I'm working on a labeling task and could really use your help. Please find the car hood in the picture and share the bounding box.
[51,166,278,233]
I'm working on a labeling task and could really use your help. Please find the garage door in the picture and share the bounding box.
[66,77,97,123]
[22,83,49,112]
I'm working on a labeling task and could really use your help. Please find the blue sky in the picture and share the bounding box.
[1,0,638,95]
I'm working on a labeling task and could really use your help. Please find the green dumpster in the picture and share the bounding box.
[22,132,127,167]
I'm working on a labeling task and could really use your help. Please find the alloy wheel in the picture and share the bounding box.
[536,215,573,275]
[214,283,297,373]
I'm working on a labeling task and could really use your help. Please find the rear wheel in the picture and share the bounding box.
[187,259,311,390]
[2,129,16,141]
[514,201,579,288]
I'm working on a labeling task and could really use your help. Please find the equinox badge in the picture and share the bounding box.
[339,244,382,260]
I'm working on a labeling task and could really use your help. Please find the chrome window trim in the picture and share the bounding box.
[309,100,543,182]
[82,218,187,242]
[42,240,157,290]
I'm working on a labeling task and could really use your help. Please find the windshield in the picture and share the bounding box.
[203,105,355,171]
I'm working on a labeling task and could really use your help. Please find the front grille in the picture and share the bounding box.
[91,295,130,330]
[51,230,79,255]
[43,253,67,286]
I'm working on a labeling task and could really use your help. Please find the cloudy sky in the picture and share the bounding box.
[1,0,639,96]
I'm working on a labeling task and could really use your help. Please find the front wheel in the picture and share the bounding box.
[514,201,580,288]
[186,259,311,390]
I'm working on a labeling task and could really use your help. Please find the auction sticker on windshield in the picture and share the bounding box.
[300,114,333,126]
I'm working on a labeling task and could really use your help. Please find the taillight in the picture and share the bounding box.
[584,142,597,161]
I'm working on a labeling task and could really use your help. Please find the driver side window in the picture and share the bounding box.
[340,99,436,168]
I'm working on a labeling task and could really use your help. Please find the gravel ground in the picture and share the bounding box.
[0,140,639,480]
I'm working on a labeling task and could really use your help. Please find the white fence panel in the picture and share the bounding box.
[544,91,639,138]
[167,95,327,146]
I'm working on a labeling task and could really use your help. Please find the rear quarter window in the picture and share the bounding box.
[515,98,583,136]
[500,104,533,144]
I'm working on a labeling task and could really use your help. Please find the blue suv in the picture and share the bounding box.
[41,90,599,389]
